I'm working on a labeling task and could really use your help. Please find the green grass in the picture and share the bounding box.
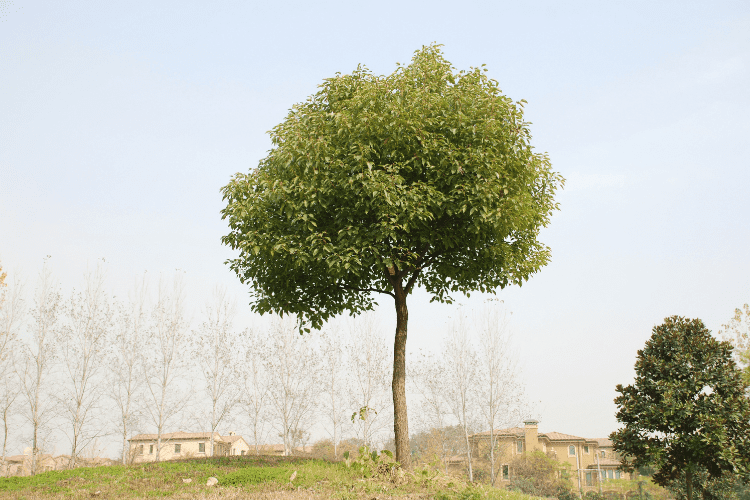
[0,455,539,500]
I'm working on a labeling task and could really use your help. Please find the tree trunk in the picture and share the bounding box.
[392,286,411,469]
[686,468,693,500]
[122,431,128,465]
[464,423,473,482]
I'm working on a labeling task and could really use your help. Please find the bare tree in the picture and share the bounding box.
[265,316,320,456]
[442,311,479,481]
[241,327,269,455]
[142,273,191,462]
[0,272,23,475]
[719,303,750,384]
[319,324,348,459]
[193,286,240,456]
[346,314,391,450]
[18,260,61,475]
[411,351,453,471]
[57,262,113,468]
[109,274,148,464]
[476,301,525,486]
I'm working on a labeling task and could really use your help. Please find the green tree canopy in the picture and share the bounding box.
[611,316,750,500]
[221,45,563,467]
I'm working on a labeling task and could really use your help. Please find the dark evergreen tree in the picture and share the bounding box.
[611,316,750,500]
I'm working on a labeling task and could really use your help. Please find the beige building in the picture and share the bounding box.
[2,453,114,476]
[127,431,238,463]
[469,420,626,492]
[225,433,252,456]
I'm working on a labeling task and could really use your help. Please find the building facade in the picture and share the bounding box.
[127,432,234,463]
[468,420,626,492]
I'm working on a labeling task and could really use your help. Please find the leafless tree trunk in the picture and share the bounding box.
[319,325,347,459]
[265,316,319,456]
[0,272,23,476]
[411,352,452,471]
[242,327,269,455]
[142,273,191,462]
[476,301,525,486]
[442,311,478,482]
[193,286,240,456]
[346,314,391,450]
[18,261,60,475]
[110,274,148,465]
[57,262,112,469]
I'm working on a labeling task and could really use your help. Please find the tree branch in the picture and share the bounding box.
[405,245,430,295]
[341,283,395,298]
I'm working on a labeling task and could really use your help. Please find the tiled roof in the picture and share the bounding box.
[226,435,244,443]
[470,428,591,442]
[593,438,613,447]
[543,432,588,442]
[129,431,226,442]
[471,427,525,437]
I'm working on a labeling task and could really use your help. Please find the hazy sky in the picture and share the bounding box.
[1,0,749,445]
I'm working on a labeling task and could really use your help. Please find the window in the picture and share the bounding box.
[502,465,509,480]
[241,450,246,456]
[138,445,144,455]
[601,470,606,480]
[584,445,589,454]
[586,472,593,486]
[615,471,621,479]
[149,444,154,454]
[175,444,181,454]
[568,445,576,456]
[517,441,524,453]
[199,443,205,453]
[601,450,605,458]
[608,470,614,479]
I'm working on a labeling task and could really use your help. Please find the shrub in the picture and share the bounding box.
[507,451,576,500]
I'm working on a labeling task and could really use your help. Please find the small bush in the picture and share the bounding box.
[507,451,576,500]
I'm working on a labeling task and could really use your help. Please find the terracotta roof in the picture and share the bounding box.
[593,438,613,447]
[129,431,226,442]
[543,432,588,442]
[471,427,525,437]
[470,428,591,442]
[225,435,245,443]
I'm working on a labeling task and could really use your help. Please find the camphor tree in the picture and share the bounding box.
[611,316,750,500]
[221,44,563,467]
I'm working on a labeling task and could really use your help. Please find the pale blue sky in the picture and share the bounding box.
[1,0,749,445]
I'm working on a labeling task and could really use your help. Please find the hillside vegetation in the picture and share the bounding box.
[0,455,536,500]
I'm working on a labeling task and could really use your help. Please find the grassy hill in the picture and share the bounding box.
[0,455,535,500]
